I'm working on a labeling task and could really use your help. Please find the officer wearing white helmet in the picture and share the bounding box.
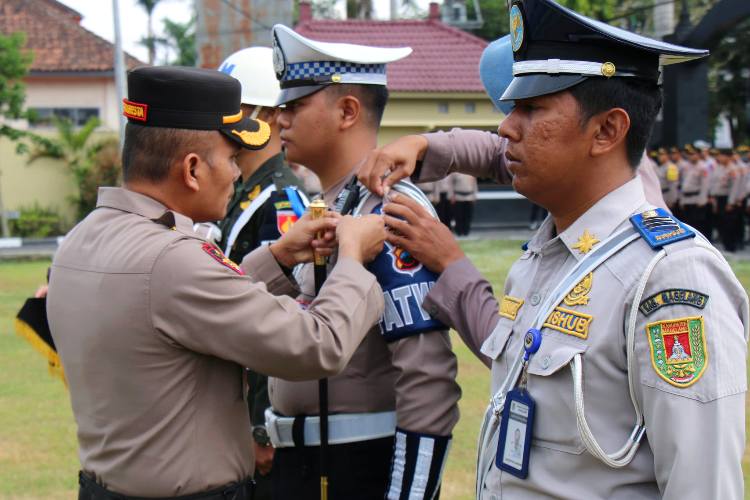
[216,46,309,500]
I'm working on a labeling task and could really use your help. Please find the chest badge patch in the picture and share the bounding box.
[639,289,708,316]
[202,242,244,275]
[500,296,524,320]
[572,230,599,255]
[646,316,707,388]
[564,272,592,306]
[544,307,592,339]
[276,210,298,234]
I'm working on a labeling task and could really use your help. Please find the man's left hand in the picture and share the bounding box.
[383,193,464,274]
[253,442,274,476]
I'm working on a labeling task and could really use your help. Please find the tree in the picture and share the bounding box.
[137,0,162,65]
[468,0,619,41]
[709,17,750,146]
[0,32,34,237]
[27,116,107,221]
[347,0,373,19]
[160,17,197,66]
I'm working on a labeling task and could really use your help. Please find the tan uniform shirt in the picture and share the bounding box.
[270,173,460,437]
[655,161,679,207]
[47,187,383,497]
[679,160,711,206]
[451,172,478,202]
[415,133,748,499]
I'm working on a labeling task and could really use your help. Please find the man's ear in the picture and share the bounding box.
[337,95,361,131]
[589,107,630,159]
[179,153,202,193]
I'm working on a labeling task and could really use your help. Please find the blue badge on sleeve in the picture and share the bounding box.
[629,208,695,249]
[367,204,447,342]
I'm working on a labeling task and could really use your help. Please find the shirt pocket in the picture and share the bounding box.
[526,336,587,454]
[480,317,516,360]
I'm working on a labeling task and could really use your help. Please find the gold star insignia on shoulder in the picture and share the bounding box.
[572,229,600,255]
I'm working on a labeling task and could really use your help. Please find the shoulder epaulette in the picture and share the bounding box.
[629,208,695,249]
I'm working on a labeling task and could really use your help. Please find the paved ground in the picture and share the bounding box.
[3,228,750,260]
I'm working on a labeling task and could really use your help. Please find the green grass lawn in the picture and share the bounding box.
[0,241,748,498]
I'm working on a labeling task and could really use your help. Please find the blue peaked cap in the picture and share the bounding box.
[479,35,514,115]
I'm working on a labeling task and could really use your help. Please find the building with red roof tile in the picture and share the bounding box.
[294,1,502,144]
[0,0,145,223]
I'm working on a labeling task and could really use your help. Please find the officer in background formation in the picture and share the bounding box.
[359,0,748,498]
[677,144,711,238]
[47,66,388,499]
[266,25,460,499]
[449,172,478,236]
[652,148,679,209]
[216,46,307,500]
[651,143,750,251]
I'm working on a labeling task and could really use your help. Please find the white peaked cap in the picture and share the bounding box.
[272,24,412,105]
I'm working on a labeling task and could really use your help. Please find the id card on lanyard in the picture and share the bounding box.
[496,328,542,479]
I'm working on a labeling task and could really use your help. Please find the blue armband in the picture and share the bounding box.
[367,204,447,342]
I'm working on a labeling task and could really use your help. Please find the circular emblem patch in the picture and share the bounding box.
[272,36,286,79]
[509,4,524,53]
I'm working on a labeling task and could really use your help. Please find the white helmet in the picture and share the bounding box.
[218,47,281,108]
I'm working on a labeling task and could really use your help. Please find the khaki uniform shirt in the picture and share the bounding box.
[47,187,383,497]
[679,160,711,206]
[270,173,460,436]
[415,132,748,499]
[655,161,679,207]
[451,172,478,202]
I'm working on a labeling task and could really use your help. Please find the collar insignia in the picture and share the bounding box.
[572,229,599,255]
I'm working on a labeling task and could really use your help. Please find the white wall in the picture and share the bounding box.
[24,75,120,131]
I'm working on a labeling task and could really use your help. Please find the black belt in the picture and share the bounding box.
[683,191,699,197]
[79,472,254,500]
[661,188,669,193]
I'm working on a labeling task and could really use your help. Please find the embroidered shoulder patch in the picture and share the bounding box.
[202,242,243,275]
[646,316,707,387]
[276,210,298,234]
[500,296,524,320]
[630,208,695,249]
[639,289,709,316]
[543,306,592,339]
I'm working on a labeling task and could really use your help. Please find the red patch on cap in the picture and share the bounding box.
[123,99,148,122]
[202,242,244,275]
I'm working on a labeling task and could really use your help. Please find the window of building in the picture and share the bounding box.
[464,102,476,113]
[437,102,449,114]
[28,107,100,128]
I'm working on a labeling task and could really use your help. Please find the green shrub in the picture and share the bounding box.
[9,203,64,238]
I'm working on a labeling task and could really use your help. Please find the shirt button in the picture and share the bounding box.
[530,293,541,306]
[541,355,551,369]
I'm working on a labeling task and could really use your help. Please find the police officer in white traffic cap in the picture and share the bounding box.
[266,24,462,500]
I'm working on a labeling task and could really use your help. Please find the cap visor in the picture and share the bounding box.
[220,116,271,150]
[276,85,327,106]
[500,74,588,102]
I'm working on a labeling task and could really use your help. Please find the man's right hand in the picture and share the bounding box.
[358,135,429,197]
[337,214,386,264]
